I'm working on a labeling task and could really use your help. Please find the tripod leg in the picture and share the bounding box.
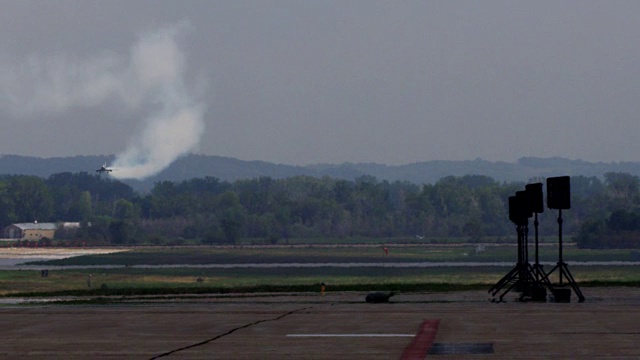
[498,279,521,302]
[545,263,560,282]
[533,265,554,291]
[489,265,519,295]
[560,264,585,302]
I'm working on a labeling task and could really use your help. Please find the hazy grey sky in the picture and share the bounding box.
[2,0,640,166]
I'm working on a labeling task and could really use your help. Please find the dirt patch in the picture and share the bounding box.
[0,248,130,267]
[0,247,129,259]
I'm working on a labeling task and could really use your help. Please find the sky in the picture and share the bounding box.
[1,1,640,177]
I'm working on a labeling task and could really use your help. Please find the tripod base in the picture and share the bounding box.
[489,261,584,303]
[489,262,543,302]
[545,261,585,303]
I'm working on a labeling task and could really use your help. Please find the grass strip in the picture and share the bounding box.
[5,280,640,299]
[5,282,488,298]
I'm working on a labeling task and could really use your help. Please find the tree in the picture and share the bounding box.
[0,180,17,226]
[220,207,245,243]
[113,199,136,220]
[80,215,111,243]
[109,220,136,244]
[604,172,640,211]
[608,209,640,232]
[8,176,53,222]
[69,191,93,222]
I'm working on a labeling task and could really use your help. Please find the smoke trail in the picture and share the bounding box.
[1,23,204,180]
[111,101,204,179]
[109,24,205,180]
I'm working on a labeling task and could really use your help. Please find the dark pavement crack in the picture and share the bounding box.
[149,306,313,359]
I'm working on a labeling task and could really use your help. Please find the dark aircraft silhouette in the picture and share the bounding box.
[96,163,113,174]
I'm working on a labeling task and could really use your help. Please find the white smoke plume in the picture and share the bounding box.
[1,23,204,180]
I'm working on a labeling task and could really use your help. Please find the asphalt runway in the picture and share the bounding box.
[2,288,640,359]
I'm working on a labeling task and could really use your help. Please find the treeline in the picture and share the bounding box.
[0,172,638,248]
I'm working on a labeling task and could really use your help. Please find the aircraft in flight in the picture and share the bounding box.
[96,163,113,174]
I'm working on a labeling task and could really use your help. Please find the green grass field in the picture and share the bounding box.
[3,244,640,297]
[23,244,640,266]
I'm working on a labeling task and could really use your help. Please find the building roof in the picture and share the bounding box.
[11,222,57,231]
[60,222,81,228]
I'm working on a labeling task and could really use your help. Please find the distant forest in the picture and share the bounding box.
[4,154,640,192]
[0,171,639,249]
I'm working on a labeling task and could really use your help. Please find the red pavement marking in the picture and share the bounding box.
[400,319,440,360]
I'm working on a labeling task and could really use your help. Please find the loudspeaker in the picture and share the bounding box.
[525,183,544,213]
[547,176,570,210]
[509,192,531,225]
[508,196,523,225]
[516,190,533,218]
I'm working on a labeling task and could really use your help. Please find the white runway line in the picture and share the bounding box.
[286,334,415,337]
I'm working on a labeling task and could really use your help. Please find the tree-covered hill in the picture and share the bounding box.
[3,154,640,192]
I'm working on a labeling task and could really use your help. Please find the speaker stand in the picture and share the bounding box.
[545,209,585,302]
[489,225,537,302]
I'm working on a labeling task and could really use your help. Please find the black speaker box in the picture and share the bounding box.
[525,183,544,213]
[508,196,522,225]
[516,190,533,218]
[509,192,531,225]
[552,288,572,303]
[547,176,570,210]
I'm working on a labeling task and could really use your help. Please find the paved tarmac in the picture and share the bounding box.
[2,288,640,359]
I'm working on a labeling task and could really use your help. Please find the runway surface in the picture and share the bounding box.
[2,287,640,359]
